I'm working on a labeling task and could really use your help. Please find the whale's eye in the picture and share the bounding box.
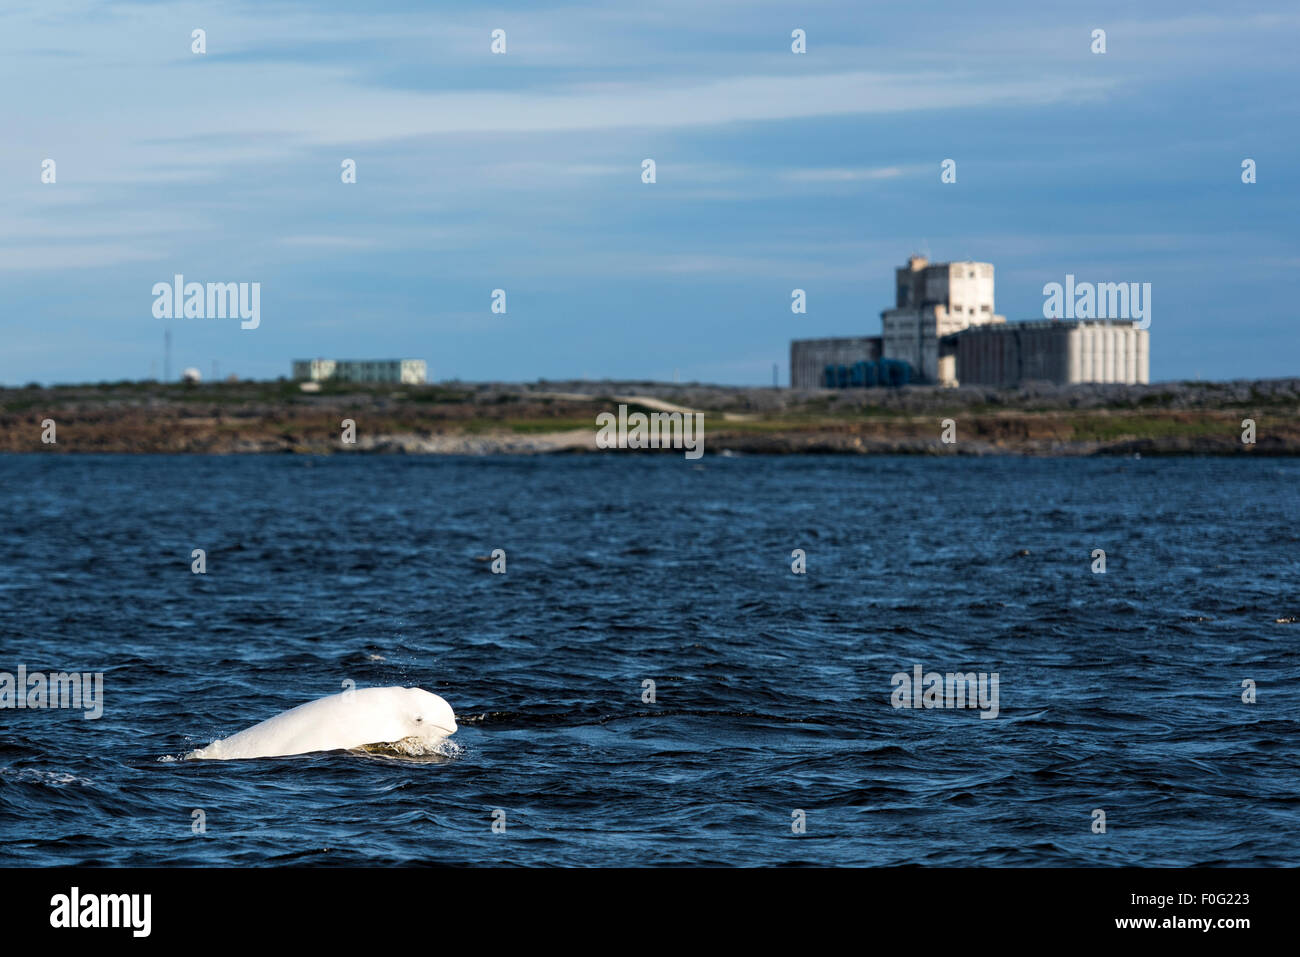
[415,715,423,723]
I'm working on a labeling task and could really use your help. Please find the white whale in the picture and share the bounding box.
[185,686,457,760]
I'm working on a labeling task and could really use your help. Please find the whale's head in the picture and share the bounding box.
[400,687,458,746]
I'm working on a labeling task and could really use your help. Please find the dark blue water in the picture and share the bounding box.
[1,454,1297,865]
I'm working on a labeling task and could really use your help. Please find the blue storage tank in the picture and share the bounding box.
[878,359,912,387]
[823,360,901,388]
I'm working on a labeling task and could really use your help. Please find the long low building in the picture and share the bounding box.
[790,336,882,390]
[952,320,1149,387]
[292,358,427,385]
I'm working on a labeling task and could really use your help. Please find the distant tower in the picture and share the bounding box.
[881,255,1002,384]
[164,329,172,382]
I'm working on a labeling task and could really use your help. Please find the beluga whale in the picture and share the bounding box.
[185,686,457,760]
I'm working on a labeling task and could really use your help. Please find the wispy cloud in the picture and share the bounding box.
[275,235,381,249]
[782,166,914,183]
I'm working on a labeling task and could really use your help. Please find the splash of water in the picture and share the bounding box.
[357,736,464,760]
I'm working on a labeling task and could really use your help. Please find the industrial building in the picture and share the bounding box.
[882,256,1005,384]
[292,359,427,385]
[791,255,1005,388]
[790,255,1150,389]
[953,320,1149,387]
[788,336,882,392]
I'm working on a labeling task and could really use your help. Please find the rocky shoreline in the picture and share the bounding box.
[3,377,1297,455]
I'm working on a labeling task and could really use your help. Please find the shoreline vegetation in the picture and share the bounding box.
[2,377,1298,456]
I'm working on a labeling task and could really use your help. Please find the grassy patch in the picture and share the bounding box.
[1062,413,1226,441]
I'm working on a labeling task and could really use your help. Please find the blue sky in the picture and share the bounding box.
[2,0,1297,385]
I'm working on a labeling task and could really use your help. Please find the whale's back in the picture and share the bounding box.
[187,687,429,760]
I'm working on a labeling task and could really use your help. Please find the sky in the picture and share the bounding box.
[2,0,1297,386]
